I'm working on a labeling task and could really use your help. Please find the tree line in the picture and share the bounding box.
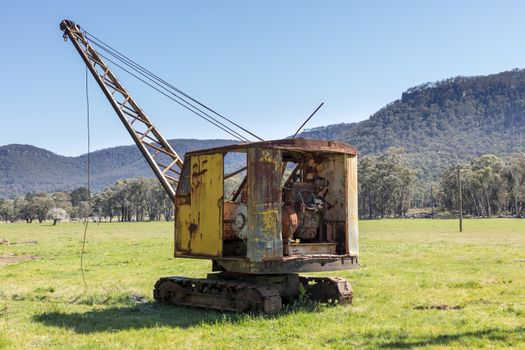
[1,150,524,223]
[357,149,525,219]
[358,148,417,218]
[440,154,525,217]
[0,178,173,224]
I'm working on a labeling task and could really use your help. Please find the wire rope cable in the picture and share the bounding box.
[94,50,250,142]
[80,64,91,289]
[83,30,263,142]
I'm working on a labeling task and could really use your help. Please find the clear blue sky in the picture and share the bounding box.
[2,0,525,155]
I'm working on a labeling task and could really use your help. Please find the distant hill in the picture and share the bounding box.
[3,69,525,197]
[0,139,237,197]
[300,69,525,179]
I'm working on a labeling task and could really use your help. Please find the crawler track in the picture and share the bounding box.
[299,276,353,305]
[154,276,282,314]
[154,274,352,314]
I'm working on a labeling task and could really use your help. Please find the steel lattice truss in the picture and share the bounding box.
[60,20,182,201]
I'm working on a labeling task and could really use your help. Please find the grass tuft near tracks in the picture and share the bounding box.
[0,219,524,349]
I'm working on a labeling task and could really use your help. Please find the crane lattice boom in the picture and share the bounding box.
[60,19,182,201]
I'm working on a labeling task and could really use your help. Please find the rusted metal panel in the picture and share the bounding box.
[186,138,358,157]
[223,201,239,240]
[281,205,297,256]
[317,154,346,222]
[189,153,224,256]
[345,155,359,256]
[288,242,337,255]
[214,254,359,274]
[246,148,283,262]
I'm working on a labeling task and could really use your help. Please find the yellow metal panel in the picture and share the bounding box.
[345,155,359,256]
[175,198,191,253]
[190,153,223,256]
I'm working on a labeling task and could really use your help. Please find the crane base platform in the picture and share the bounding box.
[153,273,352,314]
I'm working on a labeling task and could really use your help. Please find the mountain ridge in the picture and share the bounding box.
[0,139,238,197]
[3,68,525,197]
[300,68,525,178]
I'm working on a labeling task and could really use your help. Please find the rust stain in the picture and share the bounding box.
[185,138,358,157]
[259,150,280,172]
[192,168,208,177]
[259,209,278,233]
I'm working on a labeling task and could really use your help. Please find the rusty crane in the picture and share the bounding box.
[60,19,359,313]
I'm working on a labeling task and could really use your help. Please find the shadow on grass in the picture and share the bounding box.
[34,302,247,332]
[379,327,525,349]
[33,301,321,333]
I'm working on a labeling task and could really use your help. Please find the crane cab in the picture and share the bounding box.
[174,138,359,274]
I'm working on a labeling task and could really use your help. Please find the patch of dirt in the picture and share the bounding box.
[0,239,38,245]
[11,240,38,245]
[413,304,462,310]
[0,255,37,267]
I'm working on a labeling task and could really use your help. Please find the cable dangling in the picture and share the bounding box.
[80,64,91,289]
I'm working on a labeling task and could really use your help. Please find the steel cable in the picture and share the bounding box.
[80,65,91,289]
[94,50,250,142]
[84,31,263,142]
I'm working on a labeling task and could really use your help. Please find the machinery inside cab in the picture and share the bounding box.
[174,139,359,274]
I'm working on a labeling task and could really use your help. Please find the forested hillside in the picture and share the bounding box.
[301,69,525,179]
[0,139,237,197]
[3,69,525,198]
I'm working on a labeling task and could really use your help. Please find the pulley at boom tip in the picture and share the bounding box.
[60,19,79,36]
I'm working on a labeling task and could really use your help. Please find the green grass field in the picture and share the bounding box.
[0,219,523,349]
